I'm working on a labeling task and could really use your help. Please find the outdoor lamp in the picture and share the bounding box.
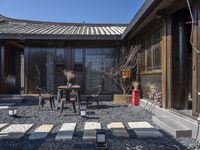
[80,108,86,117]
[96,130,107,149]
[8,108,17,117]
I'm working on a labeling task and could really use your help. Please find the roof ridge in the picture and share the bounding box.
[0,14,128,27]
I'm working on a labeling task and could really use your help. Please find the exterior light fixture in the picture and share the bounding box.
[80,108,86,117]
[8,108,17,117]
[96,130,107,149]
[122,70,131,79]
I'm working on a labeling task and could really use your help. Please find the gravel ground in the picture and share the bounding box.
[0,99,196,150]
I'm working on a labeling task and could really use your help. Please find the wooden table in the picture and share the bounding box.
[56,85,81,114]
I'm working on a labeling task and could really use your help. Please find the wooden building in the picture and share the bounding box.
[0,0,200,117]
[123,0,200,117]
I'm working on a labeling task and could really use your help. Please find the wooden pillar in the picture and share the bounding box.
[166,15,173,109]
[0,46,5,94]
[177,14,188,109]
[24,46,29,94]
[161,16,167,109]
[192,0,200,116]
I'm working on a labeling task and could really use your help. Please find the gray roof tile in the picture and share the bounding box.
[0,15,127,40]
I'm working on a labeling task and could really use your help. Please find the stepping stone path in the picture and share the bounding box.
[107,122,129,138]
[0,124,7,129]
[83,122,101,140]
[55,123,76,140]
[128,121,163,138]
[0,124,33,139]
[29,124,54,140]
[0,123,7,129]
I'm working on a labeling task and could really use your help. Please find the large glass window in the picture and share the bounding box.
[152,30,161,70]
[85,48,116,93]
[29,48,55,92]
[139,28,161,72]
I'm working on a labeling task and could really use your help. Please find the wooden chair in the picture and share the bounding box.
[86,85,101,108]
[37,87,55,111]
[59,91,76,115]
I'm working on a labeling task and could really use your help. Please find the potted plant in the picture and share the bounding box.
[63,69,75,86]
[100,45,139,105]
[132,81,140,106]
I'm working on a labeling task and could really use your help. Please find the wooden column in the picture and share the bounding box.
[161,16,167,109]
[166,15,173,109]
[0,46,5,94]
[24,46,29,94]
[192,0,200,116]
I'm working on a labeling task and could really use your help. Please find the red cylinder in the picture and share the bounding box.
[132,90,140,106]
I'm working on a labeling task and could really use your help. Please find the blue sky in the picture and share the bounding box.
[0,0,145,24]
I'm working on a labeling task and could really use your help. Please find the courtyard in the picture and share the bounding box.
[0,98,194,150]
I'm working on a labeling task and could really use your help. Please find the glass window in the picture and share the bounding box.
[140,43,145,71]
[85,48,116,93]
[75,48,83,63]
[146,36,152,71]
[152,30,161,70]
[29,48,55,92]
[139,28,161,72]
[56,48,65,64]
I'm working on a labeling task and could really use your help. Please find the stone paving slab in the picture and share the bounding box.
[83,122,101,140]
[0,124,33,139]
[107,122,129,138]
[0,106,9,109]
[29,124,54,140]
[0,124,7,130]
[55,123,76,140]
[128,121,163,138]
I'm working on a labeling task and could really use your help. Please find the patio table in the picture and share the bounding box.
[56,85,81,114]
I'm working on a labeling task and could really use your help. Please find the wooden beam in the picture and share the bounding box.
[7,41,24,49]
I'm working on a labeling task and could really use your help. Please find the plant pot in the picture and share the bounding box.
[113,94,132,105]
[132,90,140,106]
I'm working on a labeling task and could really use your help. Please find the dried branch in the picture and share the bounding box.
[100,45,139,95]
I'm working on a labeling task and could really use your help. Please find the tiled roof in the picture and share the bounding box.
[0,15,127,40]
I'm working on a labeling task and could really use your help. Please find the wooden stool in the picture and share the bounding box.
[59,97,76,115]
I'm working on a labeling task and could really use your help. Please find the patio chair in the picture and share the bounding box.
[37,87,55,111]
[59,91,76,115]
[86,85,101,108]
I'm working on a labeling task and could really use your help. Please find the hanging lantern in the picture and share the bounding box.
[122,70,131,79]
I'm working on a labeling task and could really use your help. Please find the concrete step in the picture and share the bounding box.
[0,97,24,104]
[152,116,192,138]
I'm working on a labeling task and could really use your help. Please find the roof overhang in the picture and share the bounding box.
[122,0,162,39]
[0,33,122,41]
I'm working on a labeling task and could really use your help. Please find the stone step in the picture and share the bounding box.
[55,123,76,140]
[0,124,33,139]
[128,121,163,138]
[29,124,54,140]
[152,116,192,138]
[107,122,129,138]
[83,122,101,140]
[0,97,24,104]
